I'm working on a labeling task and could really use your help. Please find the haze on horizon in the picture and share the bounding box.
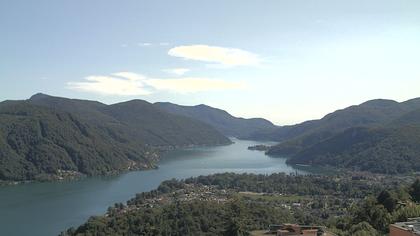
[1,0,419,125]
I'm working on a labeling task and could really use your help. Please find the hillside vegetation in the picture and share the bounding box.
[287,125,420,174]
[61,173,420,236]
[0,94,231,181]
[155,102,276,137]
[0,101,157,181]
[30,94,231,147]
[256,98,420,144]
[264,98,420,174]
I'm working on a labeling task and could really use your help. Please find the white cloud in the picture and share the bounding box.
[138,42,152,47]
[168,45,260,67]
[165,68,190,76]
[67,74,151,96]
[113,72,146,81]
[67,72,244,95]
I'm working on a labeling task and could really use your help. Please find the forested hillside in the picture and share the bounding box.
[247,99,419,142]
[155,102,276,137]
[262,98,420,174]
[30,93,231,146]
[0,101,157,181]
[61,173,420,236]
[286,125,420,174]
[0,94,231,181]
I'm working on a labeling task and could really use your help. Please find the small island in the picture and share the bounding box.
[248,144,271,151]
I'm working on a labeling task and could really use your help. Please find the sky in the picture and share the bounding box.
[1,0,420,125]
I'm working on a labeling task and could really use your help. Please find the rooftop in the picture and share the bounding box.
[391,217,420,235]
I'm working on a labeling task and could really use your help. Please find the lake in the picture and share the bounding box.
[0,138,309,236]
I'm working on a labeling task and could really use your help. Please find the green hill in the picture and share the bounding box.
[0,94,231,181]
[154,102,276,137]
[279,106,420,174]
[0,101,157,181]
[286,125,420,174]
[103,100,232,146]
[61,173,417,236]
[266,98,420,156]
[29,93,231,147]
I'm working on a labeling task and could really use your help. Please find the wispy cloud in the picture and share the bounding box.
[67,72,244,95]
[165,68,190,76]
[67,74,151,96]
[137,42,152,47]
[168,45,261,67]
[136,42,170,47]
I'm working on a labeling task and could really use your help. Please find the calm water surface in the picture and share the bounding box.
[0,139,309,236]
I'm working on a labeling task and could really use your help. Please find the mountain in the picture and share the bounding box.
[0,94,230,181]
[390,107,420,126]
[29,93,231,147]
[286,125,420,174]
[0,101,157,181]
[154,102,276,137]
[265,100,420,174]
[265,98,420,156]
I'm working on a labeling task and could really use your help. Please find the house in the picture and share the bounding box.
[268,224,328,236]
[390,217,420,236]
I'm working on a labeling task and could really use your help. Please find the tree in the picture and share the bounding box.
[224,198,249,236]
[392,205,420,222]
[377,190,397,212]
[351,197,391,233]
[349,222,379,236]
[224,217,249,236]
[409,179,420,203]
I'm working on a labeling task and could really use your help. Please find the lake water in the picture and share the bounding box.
[0,138,309,236]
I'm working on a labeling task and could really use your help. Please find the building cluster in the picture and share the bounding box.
[268,224,334,236]
[390,218,420,236]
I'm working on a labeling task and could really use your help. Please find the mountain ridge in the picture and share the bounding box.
[263,97,420,156]
[0,93,231,181]
[263,97,420,174]
[154,101,276,137]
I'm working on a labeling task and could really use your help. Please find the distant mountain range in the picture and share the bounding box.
[0,94,235,181]
[154,102,276,137]
[0,93,275,182]
[29,93,232,147]
[3,93,420,180]
[261,98,420,174]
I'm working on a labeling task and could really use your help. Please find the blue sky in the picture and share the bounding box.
[1,0,420,124]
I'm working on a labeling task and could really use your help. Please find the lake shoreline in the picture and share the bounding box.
[0,141,234,187]
[1,138,403,236]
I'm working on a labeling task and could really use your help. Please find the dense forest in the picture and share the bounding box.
[0,101,157,181]
[155,102,276,137]
[61,173,420,236]
[29,93,231,147]
[259,98,420,174]
[0,94,231,181]
[286,125,420,174]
